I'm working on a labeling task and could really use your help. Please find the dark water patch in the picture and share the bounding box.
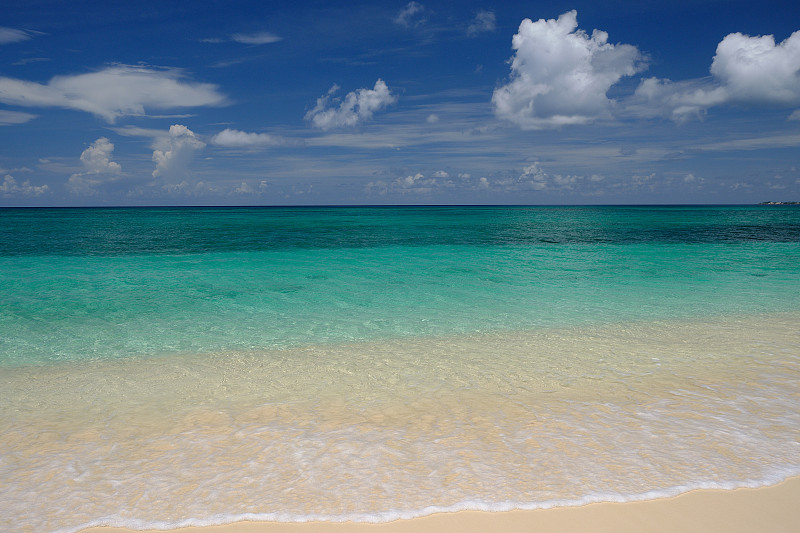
[1,205,799,256]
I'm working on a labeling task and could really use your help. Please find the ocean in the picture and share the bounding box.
[1,205,799,532]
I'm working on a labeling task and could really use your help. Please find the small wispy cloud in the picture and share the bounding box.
[0,109,36,125]
[0,65,226,122]
[12,57,51,66]
[230,32,282,44]
[696,134,800,152]
[0,27,33,45]
[111,125,173,139]
[467,10,496,36]
[210,128,304,148]
[395,2,426,28]
[203,31,282,45]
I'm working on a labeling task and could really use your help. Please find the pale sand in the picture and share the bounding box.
[81,476,800,533]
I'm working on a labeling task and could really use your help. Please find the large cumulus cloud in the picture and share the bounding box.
[712,31,800,104]
[492,10,644,129]
[633,30,800,120]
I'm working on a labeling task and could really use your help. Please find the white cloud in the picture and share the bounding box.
[233,180,269,195]
[467,10,496,36]
[632,30,800,121]
[161,179,226,197]
[12,57,51,66]
[0,65,226,122]
[0,27,32,45]
[0,109,36,125]
[790,110,800,121]
[366,172,454,196]
[1,174,48,197]
[518,163,549,190]
[111,125,172,139]
[205,31,282,45]
[80,138,122,175]
[234,182,254,194]
[305,79,397,130]
[210,128,303,148]
[397,173,426,188]
[629,77,726,121]
[365,180,388,196]
[696,133,800,152]
[712,31,800,105]
[230,32,282,44]
[632,172,655,185]
[479,162,586,192]
[426,113,439,123]
[68,137,122,195]
[152,125,206,181]
[393,172,440,194]
[394,172,458,195]
[395,2,425,27]
[365,169,505,197]
[492,10,644,129]
[0,166,31,174]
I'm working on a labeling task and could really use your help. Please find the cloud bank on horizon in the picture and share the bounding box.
[1,1,798,205]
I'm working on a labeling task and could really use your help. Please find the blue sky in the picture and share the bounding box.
[1,0,799,206]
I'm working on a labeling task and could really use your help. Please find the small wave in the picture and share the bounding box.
[59,471,800,533]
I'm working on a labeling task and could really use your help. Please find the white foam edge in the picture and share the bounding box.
[57,469,800,533]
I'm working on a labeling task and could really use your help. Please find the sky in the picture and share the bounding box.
[1,0,799,206]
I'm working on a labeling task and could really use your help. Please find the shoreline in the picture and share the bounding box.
[5,311,800,533]
[79,475,800,533]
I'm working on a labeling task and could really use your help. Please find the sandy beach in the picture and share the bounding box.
[79,476,800,533]
[4,208,799,533]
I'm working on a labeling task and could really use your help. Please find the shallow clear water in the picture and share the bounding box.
[1,206,799,532]
[2,206,799,365]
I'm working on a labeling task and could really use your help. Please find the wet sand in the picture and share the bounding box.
[81,476,800,533]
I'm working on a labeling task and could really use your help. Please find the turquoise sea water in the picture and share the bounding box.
[2,205,799,365]
[1,205,800,532]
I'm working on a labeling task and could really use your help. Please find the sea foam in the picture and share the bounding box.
[3,313,800,533]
